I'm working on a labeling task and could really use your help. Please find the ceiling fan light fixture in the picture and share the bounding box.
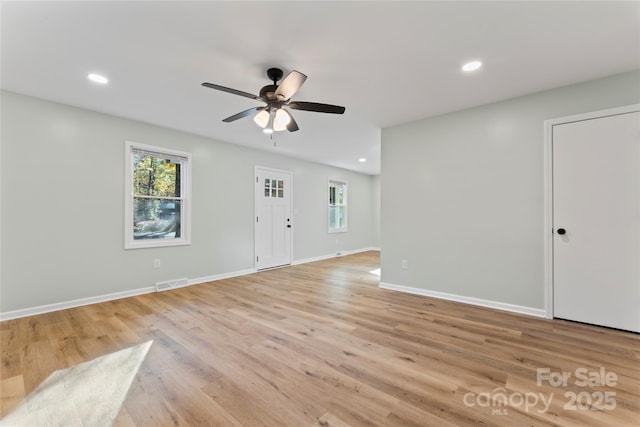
[273,109,291,132]
[263,127,273,134]
[254,109,270,128]
[202,67,345,134]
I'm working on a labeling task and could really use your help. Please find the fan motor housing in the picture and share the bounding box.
[259,84,279,101]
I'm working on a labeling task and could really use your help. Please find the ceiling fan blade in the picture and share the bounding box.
[274,70,307,101]
[287,101,345,114]
[222,107,264,122]
[202,82,264,102]
[287,113,299,132]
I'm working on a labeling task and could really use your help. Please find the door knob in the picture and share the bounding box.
[557,228,566,235]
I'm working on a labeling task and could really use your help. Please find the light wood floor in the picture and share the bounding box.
[1,251,639,426]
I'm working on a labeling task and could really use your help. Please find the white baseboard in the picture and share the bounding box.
[0,286,156,321]
[379,282,546,318]
[292,247,380,266]
[188,268,256,286]
[0,268,258,321]
[292,253,336,265]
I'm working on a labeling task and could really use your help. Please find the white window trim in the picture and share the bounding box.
[328,178,348,233]
[124,141,192,249]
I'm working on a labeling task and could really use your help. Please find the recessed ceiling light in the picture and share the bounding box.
[88,73,109,84]
[358,158,367,163]
[462,61,482,72]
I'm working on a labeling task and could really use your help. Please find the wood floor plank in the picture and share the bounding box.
[0,374,25,417]
[20,339,58,395]
[112,406,137,427]
[1,251,639,426]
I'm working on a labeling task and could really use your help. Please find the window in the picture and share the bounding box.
[125,141,191,249]
[264,178,285,198]
[328,179,347,232]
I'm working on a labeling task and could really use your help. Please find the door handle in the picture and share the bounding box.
[557,228,566,235]
[287,224,291,228]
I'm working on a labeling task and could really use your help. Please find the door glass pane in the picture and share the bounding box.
[265,189,270,197]
[278,180,284,189]
[278,189,284,198]
[271,189,277,197]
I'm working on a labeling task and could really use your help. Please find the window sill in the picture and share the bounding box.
[124,238,191,250]
[328,228,348,234]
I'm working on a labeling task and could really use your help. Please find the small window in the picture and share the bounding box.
[264,178,285,198]
[125,141,191,249]
[328,179,347,233]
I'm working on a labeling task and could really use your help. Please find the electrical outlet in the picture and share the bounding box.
[154,259,161,268]
[401,260,409,270]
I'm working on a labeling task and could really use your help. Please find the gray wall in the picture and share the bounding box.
[371,174,381,248]
[381,70,640,310]
[0,91,376,313]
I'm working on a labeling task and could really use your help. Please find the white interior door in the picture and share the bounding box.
[552,109,640,332]
[255,167,292,270]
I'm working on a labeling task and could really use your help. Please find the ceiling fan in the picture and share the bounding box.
[202,68,345,133]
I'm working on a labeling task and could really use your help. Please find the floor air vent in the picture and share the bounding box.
[155,278,189,292]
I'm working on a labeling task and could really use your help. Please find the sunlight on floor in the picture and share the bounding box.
[369,268,381,277]
[0,341,152,427]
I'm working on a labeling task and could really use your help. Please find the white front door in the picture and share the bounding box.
[255,167,292,270]
[552,108,640,332]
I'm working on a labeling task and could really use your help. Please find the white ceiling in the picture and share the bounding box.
[2,1,639,175]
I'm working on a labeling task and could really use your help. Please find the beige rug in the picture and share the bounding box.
[1,341,152,427]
